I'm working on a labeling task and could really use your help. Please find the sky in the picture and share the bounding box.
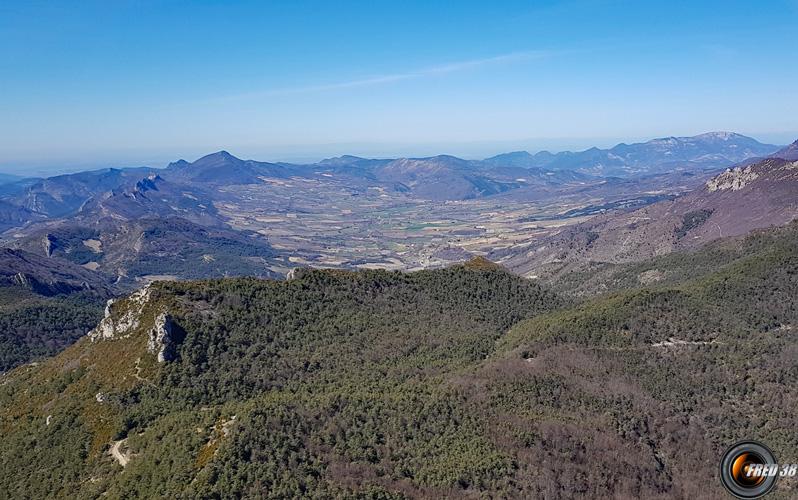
[1,0,797,174]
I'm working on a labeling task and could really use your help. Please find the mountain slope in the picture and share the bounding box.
[0,262,565,498]
[1,233,797,497]
[0,247,112,295]
[8,217,283,286]
[479,224,798,498]
[10,167,156,218]
[0,248,113,371]
[495,156,798,278]
[165,151,292,185]
[375,155,519,200]
[79,174,222,227]
[771,138,798,161]
[543,221,798,297]
[0,199,40,232]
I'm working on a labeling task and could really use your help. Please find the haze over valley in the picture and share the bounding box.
[0,132,786,286]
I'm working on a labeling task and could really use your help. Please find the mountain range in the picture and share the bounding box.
[0,132,780,215]
[0,133,794,358]
[482,131,778,176]
[0,132,788,286]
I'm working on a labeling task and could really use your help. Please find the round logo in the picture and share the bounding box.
[720,441,778,499]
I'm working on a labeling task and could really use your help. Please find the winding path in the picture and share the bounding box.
[110,438,130,467]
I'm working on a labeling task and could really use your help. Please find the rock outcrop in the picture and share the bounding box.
[12,272,31,288]
[147,313,176,363]
[706,166,759,192]
[87,284,179,363]
[88,285,152,341]
[43,234,55,257]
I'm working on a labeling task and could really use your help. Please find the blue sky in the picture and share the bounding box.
[1,0,797,173]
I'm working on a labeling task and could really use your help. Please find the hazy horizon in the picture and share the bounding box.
[1,129,796,177]
[2,1,797,175]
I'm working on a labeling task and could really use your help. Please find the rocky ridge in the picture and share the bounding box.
[706,165,760,191]
[88,284,178,363]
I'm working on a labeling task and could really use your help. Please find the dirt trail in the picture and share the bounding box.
[132,357,155,387]
[651,338,720,348]
[110,438,130,467]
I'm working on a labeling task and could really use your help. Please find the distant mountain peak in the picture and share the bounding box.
[428,154,462,161]
[167,159,190,169]
[194,150,244,164]
[162,150,289,186]
[771,138,798,161]
[133,174,164,194]
[694,131,743,140]
[318,154,368,166]
[333,154,365,161]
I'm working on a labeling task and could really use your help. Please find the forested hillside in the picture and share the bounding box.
[548,220,798,297]
[1,228,796,497]
[0,249,112,372]
[0,261,565,498]
[484,223,798,497]
[0,289,106,372]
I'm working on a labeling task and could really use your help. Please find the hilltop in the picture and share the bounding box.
[0,263,564,498]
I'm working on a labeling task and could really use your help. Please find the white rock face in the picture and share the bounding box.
[12,272,31,287]
[88,285,152,341]
[43,234,55,257]
[706,166,759,192]
[86,284,179,363]
[147,313,175,363]
[104,298,116,317]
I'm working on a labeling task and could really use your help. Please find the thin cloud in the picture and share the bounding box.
[212,50,552,102]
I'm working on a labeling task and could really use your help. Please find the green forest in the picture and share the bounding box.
[0,288,105,372]
[1,224,797,498]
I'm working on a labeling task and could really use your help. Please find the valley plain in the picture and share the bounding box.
[0,133,756,283]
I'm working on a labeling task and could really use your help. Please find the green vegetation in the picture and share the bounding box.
[44,227,103,265]
[0,288,105,372]
[0,263,564,498]
[550,221,798,297]
[124,224,277,279]
[1,222,797,498]
[674,208,714,239]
